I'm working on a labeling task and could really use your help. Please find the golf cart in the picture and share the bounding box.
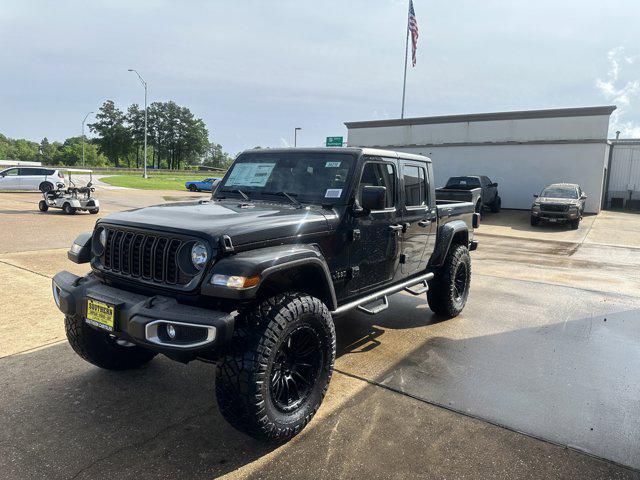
[38,169,100,215]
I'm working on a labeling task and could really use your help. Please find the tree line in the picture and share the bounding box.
[0,100,234,170]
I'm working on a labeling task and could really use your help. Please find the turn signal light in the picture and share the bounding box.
[211,274,260,289]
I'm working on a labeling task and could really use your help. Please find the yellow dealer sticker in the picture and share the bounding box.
[86,299,115,332]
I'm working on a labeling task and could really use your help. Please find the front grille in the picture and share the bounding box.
[102,227,185,286]
[541,204,569,213]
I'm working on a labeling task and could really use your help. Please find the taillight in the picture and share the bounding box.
[58,172,64,179]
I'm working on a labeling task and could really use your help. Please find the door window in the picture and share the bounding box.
[403,165,427,207]
[358,162,396,209]
[3,168,19,176]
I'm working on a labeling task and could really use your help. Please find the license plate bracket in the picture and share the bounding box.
[86,298,116,332]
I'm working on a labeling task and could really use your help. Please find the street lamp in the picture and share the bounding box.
[294,127,302,147]
[81,111,93,167]
[128,68,148,178]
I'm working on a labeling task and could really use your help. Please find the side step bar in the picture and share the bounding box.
[332,272,434,316]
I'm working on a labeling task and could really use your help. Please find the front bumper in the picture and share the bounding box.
[52,271,235,353]
[531,210,579,221]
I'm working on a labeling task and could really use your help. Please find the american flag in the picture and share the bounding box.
[408,0,419,67]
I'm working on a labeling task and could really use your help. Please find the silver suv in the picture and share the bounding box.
[0,167,65,192]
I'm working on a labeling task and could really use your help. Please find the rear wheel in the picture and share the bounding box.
[65,315,156,370]
[39,182,53,193]
[427,244,471,319]
[530,215,540,226]
[63,203,76,215]
[215,292,336,441]
[89,208,99,214]
[188,184,198,192]
[38,200,48,212]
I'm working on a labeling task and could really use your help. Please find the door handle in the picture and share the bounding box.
[418,220,431,228]
[388,224,403,232]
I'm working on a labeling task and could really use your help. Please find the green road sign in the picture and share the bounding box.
[326,136,344,147]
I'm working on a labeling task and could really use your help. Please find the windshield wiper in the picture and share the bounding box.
[218,188,250,201]
[262,191,301,206]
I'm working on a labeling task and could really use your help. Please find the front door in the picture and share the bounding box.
[400,161,436,275]
[348,158,401,294]
[0,168,20,190]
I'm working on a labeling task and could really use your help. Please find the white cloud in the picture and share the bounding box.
[597,47,640,138]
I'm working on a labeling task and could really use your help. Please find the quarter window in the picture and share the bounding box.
[359,162,396,209]
[403,165,427,207]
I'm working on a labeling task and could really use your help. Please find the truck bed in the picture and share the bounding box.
[435,186,482,212]
[435,198,477,232]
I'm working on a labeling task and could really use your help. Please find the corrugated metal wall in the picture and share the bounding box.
[607,141,640,209]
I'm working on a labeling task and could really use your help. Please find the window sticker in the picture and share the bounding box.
[325,161,341,168]
[226,163,276,187]
[325,188,343,198]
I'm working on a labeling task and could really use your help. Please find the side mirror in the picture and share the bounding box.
[361,186,387,212]
[491,182,498,187]
[581,193,587,199]
[533,194,539,198]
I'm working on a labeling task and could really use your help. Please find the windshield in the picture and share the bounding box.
[446,176,481,188]
[216,152,356,204]
[540,186,578,199]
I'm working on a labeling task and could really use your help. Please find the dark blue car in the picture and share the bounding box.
[185,177,220,192]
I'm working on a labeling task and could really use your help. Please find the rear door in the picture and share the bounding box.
[348,156,401,294]
[19,168,43,190]
[0,168,21,189]
[400,160,437,275]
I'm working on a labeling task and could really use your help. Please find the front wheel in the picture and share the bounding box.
[427,244,471,319]
[65,315,156,370]
[63,203,76,215]
[38,200,48,212]
[490,196,501,213]
[215,292,336,441]
[570,219,580,230]
[530,215,540,226]
[188,184,198,192]
[89,208,99,214]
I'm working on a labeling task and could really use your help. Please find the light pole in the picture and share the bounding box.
[294,127,302,147]
[128,68,148,178]
[81,111,93,167]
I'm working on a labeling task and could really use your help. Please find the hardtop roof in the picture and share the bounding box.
[240,147,431,163]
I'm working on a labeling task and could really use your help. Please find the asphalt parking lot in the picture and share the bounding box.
[1,189,639,480]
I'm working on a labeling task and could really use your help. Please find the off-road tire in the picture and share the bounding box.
[215,292,336,441]
[63,203,76,215]
[427,244,471,319]
[188,184,198,192]
[39,182,53,193]
[65,315,156,370]
[490,196,501,213]
[38,200,48,212]
[530,215,540,226]
[570,219,580,230]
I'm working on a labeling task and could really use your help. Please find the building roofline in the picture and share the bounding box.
[344,106,617,129]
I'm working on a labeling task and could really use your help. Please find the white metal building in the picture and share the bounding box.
[606,139,640,210]
[345,106,616,213]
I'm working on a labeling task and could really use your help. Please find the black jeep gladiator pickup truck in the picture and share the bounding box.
[52,148,479,441]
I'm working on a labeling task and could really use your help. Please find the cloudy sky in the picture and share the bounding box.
[1,0,639,154]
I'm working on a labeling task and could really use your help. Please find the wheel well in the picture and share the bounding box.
[450,230,468,248]
[256,264,334,309]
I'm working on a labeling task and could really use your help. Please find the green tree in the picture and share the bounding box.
[203,142,233,169]
[88,100,132,167]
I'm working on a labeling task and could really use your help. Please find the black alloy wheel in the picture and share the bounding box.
[270,325,323,413]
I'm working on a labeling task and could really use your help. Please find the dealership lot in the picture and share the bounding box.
[1,190,639,479]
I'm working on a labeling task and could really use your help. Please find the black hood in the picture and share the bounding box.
[98,199,331,246]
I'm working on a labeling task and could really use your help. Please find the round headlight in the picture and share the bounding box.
[191,242,208,270]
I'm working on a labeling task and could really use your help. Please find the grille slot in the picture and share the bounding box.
[100,227,188,287]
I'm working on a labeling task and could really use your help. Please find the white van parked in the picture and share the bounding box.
[0,167,65,192]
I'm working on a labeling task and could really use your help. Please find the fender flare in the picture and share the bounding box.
[202,244,337,310]
[429,220,469,268]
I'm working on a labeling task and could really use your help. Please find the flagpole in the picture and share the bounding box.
[400,7,410,119]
